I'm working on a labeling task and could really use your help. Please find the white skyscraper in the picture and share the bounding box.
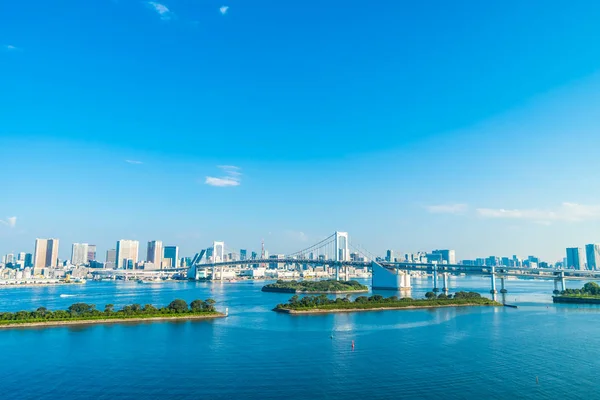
[147,240,163,268]
[585,244,600,271]
[116,240,139,269]
[71,243,89,266]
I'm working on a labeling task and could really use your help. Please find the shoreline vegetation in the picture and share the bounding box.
[262,279,368,294]
[0,299,224,329]
[553,282,600,304]
[274,292,501,314]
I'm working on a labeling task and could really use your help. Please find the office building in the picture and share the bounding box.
[24,253,33,268]
[71,243,89,266]
[164,246,179,269]
[240,249,247,261]
[585,244,600,271]
[105,249,116,269]
[87,245,97,262]
[566,247,584,270]
[147,240,163,268]
[432,249,456,264]
[34,238,59,270]
[386,250,394,262]
[116,240,139,269]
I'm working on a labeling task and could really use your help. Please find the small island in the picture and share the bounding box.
[553,282,600,304]
[262,279,369,294]
[0,299,224,329]
[274,291,501,314]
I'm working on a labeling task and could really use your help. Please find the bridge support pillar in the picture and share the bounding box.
[560,271,566,292]
[490,266,497,294]
[433,264,439,292]
[345,266,350,282]
[442,272,449,293]
[500,277,507,294]
[335,264,339,281]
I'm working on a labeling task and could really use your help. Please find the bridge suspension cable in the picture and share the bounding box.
[286,233,337,258]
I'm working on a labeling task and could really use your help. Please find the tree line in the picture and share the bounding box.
[0,299,217,323]
[275,291,494,310]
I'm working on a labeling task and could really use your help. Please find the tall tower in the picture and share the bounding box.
[116,240,139,269]
[71,243,89,266]
[34,238,59,272]
[147,240,164,268]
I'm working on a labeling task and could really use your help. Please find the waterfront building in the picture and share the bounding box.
[251,251,257,260]
[116,240,139,269]
[566,247,584,270]
[34,238,59,271]
[87,245,97,262]
[164,246,179,269]
[147,240,163,268]
[24,253,33,268]
[71,243,89,266]
[105,249,116,269]
[386,250,394,262]
[432,249,456,264]
[585,244,600,271]
[240,249,247,261]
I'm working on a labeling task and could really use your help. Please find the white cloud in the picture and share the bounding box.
[125,159,143,164]
[0,217,17,228]
[425,204,468,214]
[205,177,240,187]
[476,202,600,223]
[219,6,229,15]
[147,2,174,20]
[205,165,242,187]
[3,45,21,51]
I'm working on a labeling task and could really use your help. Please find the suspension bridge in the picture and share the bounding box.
[187,231,600,294]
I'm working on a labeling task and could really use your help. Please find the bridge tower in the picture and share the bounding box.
[212,241,225,280]
[334,232,350,280]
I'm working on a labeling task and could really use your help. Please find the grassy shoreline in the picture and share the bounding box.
[0,313,225,329]
[275,303,499,314]
[274,292,501,314]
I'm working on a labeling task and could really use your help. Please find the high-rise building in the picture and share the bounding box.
[386,250,394,262]
[34,238,59,271]
[116,240,139,269]
[240,249,247,261]
[24,253,33,268]
[71,243,89,266]
[566,247,584,270]
[105,249,117,269]
[5,253,15,264]
[164,246,179,269]
[87,245,97,262]
[585,244,600,271]
[432,249,456,264]
[147,240,163,268]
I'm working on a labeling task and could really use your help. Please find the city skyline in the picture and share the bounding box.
[3,2,600,260]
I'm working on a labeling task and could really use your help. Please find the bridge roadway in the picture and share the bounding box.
[198,259,600,281]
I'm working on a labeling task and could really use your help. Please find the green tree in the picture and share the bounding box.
[104,304,114,313]
[583,282,600,295]
[168,299,189,313]
[437,293,448,300]
[425,292,436,299]
[143,304,158,313]
[190,300,205,311]
[68,303,95,315]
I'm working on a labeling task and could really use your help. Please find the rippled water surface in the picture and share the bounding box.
[0,277,598,399]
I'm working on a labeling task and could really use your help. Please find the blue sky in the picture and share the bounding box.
[2,0,600,262]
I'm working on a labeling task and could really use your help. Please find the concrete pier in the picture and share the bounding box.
[500,277,507,294]
[560,271,566,292]
[335,264,339,281]
[432,264,439,292]
[490,266,497,294]
[442,272,449,293]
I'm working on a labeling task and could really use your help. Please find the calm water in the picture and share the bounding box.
[1,277,599,399]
